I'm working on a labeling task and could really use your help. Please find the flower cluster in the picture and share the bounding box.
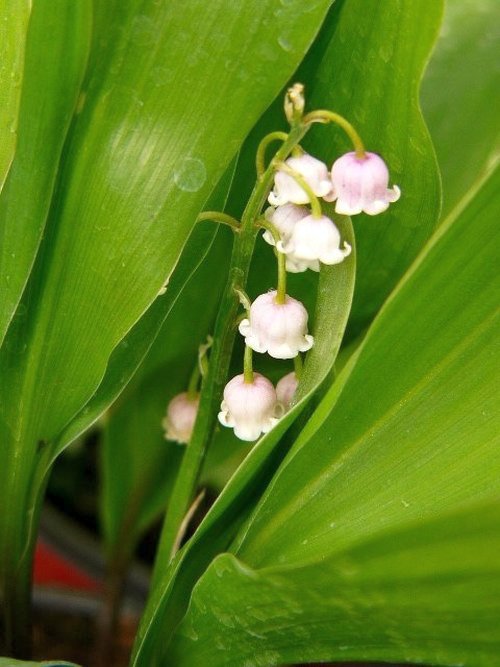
[164,88,400,445]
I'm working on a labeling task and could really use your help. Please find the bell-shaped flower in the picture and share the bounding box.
[328,151,401,215]
[262,204,309,247]
[263,204,317,273]
[276,371,299,412]
[268,153,333,206]
[218,373,281,441]
[238,290,314,359]
[162,392,199,444]
[278,214,351,268]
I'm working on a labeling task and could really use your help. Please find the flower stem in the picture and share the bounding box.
[255,219,287,305]
[150,121,310,578]
[276,249,287,305]
[256,131,289,177]
[243,345,254,384]
[197,211,241,231]
[294,353,303,379]
[187,359,201,399]
[273,160,323,219]
[303,109,366,159]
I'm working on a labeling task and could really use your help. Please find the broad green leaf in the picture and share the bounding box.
[302,0,443,337]
[52,162,237,457]
[0,0,333,452]
[131,215,356,665]
[101,227,232,564]
[167,500,500,667]
[0,0,31,192]
[168,165,500,665]
[0,0,92,345]
[421,0,500,216]
[0,0,332,647]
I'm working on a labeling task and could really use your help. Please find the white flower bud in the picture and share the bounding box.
[162,392,199,444]
[278,214,351,267]
[268,154,333,206]
[218,373,281,442]
[238,290,314,360]
[329,151,401,215]
[276,371,299,412]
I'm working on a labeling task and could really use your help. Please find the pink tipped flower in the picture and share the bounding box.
[278,214,351,269]
[218,373,281,441]
[276,371,299,412]
[268,153,333,206]
[238,290,314,360]
[162,392,199,444]
[328,151,401,216]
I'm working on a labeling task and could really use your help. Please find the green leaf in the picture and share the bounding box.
[131,214,356,664]
[302,0,443,337]
[0,0,333,447]
[167,500,500,667]
[0,0,92,345]
[100,227,232,563]
[52,162,236,457]
[421,0,500,216]
[0,0,333,648]
[0,0,31,192]
[168,165,500,665]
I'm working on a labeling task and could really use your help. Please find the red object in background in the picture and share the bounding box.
[34,540,102,593]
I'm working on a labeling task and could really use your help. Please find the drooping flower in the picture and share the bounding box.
[238,290,314,359]
[162,392,199,444]
[218,373,281,441]
[276,371,299,412]
[328,151,401,215]
[278,214,351,269]
[262,204,309,247]
[268,153,333,206]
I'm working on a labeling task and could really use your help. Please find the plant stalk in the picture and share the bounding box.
[150,121,309,583]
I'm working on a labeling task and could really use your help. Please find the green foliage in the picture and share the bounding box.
[422,0,500,216]
[164,163,500,667]
[0,0,498,663]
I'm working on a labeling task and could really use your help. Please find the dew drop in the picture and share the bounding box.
[174,157,206,192]
[278,35,293,52]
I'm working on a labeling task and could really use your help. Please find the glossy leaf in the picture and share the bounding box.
[0,0,31,192]
[0,0,332,649]
[168,500,500,667]
[101,227,232,562]
[168,165,500,665]
[0,0,92,345]
[421,0,500,215]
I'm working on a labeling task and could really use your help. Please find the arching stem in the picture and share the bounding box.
[273,160,323,219]
[303,109,366,159]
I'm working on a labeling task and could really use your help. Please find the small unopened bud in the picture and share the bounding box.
[276,372,299,412]
[162,392,199,444]
[284,82,305,124]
